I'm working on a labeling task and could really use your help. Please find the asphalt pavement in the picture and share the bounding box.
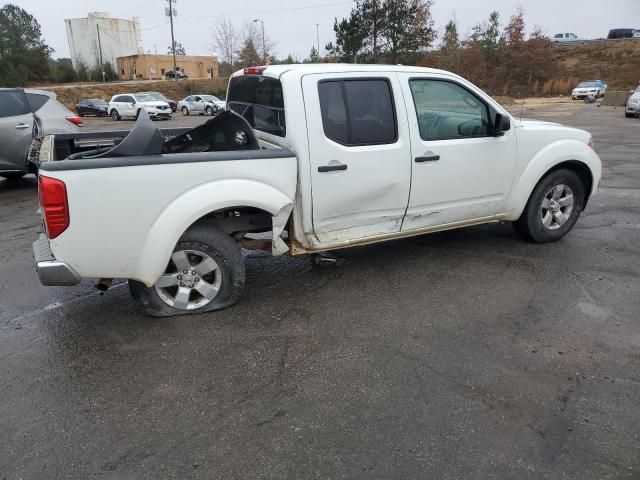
[1,103,639,479]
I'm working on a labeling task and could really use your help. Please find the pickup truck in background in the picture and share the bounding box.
[33,64,602,317]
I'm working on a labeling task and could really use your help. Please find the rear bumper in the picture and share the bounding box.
[33,233,81,286]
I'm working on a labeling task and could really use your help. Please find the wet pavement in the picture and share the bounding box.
[1,103,639,479]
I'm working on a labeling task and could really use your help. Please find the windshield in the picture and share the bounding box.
[577,82,598,88]
[134,94,156,102]
[202,95,221,102]
[144,92,167,101]
[90,99,107,104]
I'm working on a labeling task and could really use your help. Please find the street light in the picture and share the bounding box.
[253,18,266,65]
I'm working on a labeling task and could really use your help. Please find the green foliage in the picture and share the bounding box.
[305,47,321,63]
[236,38,260,68]
[49,58,77,83]
[208,87,227,98]
[0,4,53,86]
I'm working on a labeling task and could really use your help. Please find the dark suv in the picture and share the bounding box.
[608,28,635,39]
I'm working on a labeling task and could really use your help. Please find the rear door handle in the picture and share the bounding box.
[318,164,347,172]
[15,123,30,130]
[415,155,440,162]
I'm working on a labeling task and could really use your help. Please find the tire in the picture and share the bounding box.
[205,106,213,115]
[0,172,27,180]
[129,225,245,317]
[512,168,585,243]
[181,106,189,116]
[625,112,634,118]
[110,109,121,121]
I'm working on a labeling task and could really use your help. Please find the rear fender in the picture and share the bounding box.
[136,179,293,286]
[505,139,601,220]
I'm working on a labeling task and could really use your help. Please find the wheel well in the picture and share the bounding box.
[545,160,594,208]
[187,207,274,239]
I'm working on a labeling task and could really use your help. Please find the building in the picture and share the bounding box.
[65,12,141,70]
[116,54,220,80]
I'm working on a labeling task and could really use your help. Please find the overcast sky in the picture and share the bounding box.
[15,0,640,60]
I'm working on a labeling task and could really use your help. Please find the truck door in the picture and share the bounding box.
[302,73,412,244]
[396,73,517,231]
[0,90,34,173]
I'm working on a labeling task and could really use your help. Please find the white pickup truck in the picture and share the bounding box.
[33,64,602,316]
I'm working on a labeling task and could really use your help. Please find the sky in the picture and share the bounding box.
[15,0,640,61]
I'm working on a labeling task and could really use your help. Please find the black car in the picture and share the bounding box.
[165,70,188,80]
[608,28,635,39]
[137,91,178,112]
[76,98,108,117]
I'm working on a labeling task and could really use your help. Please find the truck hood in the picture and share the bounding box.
[516,119,591,143]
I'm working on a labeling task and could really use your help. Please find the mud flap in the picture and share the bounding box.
[272,203,293,256]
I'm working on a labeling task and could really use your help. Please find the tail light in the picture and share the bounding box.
[244,67,265,75]
[65,115,84,126]
[39,176,69,239]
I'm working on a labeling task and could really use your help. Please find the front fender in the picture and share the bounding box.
[505,139,602,220]
[136,179,293,286]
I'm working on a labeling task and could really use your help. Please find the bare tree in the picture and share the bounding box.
[242,21,276,64]
[212,18,240,75]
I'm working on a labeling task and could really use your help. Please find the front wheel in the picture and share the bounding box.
[181,106,189,116]
[205,106,213,115]
[129,226,245,317]
[110,109,121,121]
[513,169,585,243]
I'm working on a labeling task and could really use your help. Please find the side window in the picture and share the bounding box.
[318,79,397,146]
[112,96,123,103]
[0,90,31,118]
[409,79,490,141]
[125,96,135,103]
[25,93,49,112]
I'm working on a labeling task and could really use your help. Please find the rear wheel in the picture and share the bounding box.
[129,226,245,317]
[110,109,121,121]
[181,106,189,116]
[513,169,585,243]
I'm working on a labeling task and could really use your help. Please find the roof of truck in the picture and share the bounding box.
[231,63,453,79]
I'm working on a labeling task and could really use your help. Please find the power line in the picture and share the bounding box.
[117,0,161,18]
[178,1,352,21]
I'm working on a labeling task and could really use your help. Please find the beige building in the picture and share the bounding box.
[116,54,219,80]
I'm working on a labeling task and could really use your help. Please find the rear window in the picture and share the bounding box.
[26,93,50,112]
[0,90,31,118]
[227,75,285,137]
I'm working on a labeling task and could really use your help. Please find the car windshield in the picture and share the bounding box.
[202,95,221,102]
[145,92,167,101]
[578,82,597,88]
[134,94,156,102]
[90,99,107,104]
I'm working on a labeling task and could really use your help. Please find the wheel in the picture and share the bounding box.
[181,106,189,116]
[110,109,121,121]
[205,106,213,115]
[512,169,585,243]
[0,172,26,180]
[625,112,634,118]
[128,225,245,317]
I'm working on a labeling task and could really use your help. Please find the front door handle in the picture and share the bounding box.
[415,155,440,162]
[15,123,30,130]
[318,164,347,172]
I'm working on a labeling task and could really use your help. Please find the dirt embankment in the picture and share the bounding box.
[36,78,229,110]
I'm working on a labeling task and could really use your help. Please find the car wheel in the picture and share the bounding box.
[110,109,121,121]
[0,172,27,180]
[513,169,585,243]
[205,106,213,115]
[181,106,189,116]
[128,225,245,317]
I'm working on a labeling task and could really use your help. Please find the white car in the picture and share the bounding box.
[571,80,607,99]
[177,95,226,116]
[625,85,640,118]
[552,32,583,43]
[33,64,602,317]
[108,93,172,121]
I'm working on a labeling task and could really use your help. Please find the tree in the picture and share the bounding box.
[380,0,435,64]
[168,42,186,55]
[306,46,321,63]
[49,58,77,83]
[212,18,239,75]
[236,38,260,68]
[358,0,384,61]
[0,4,53,86]
[242,21,275,64]
[472,11,501,64]
[439,18,461,72]
[328,13,367,62]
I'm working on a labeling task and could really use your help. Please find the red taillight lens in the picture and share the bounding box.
[244,66,265,75]
[39,176,69,239]
[65,115,84,126]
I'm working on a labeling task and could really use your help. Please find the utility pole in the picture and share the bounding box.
[316,23,320,58]
[167,0,178,81]
[253,18,265,64]
[96,23,105,82]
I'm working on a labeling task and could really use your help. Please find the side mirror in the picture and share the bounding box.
[493,113,511,136]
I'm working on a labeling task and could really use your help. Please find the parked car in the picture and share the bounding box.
[32,64,601,316]
[76,98,108,117]
[571,80,607,99]
[137,91,178,112]
[177,95,226,116]
[625,85,640,117]
[0,88,82,179]
[552,32,582,43]
[608,28,635,39]
[633,30,640,39]
[108,93,172,121]
[165,70,188,80]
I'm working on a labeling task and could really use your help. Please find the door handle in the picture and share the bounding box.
[15,123,30,130]
[318,164,347,172]
[415,155,440,162]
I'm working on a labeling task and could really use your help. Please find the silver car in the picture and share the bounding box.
[0,88,82,179]
[625,86,640,118]
[177,95,226,116]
